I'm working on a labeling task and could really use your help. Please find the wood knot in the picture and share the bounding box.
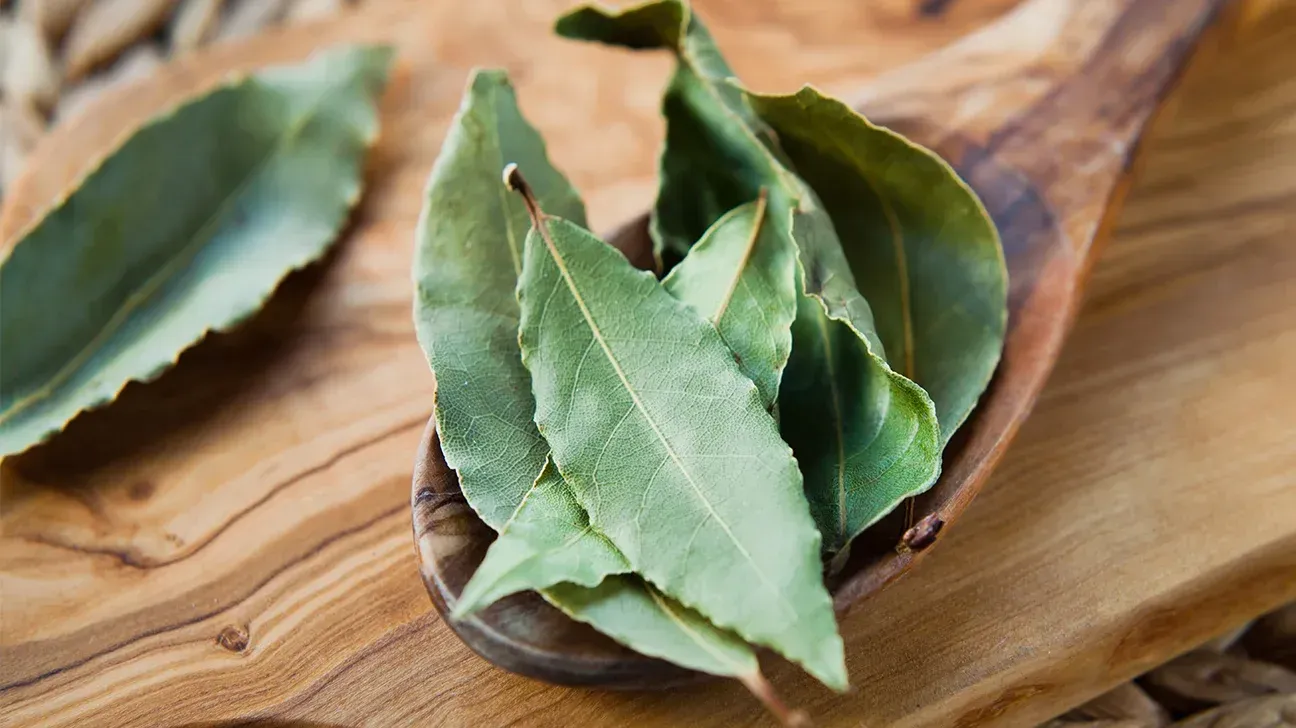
[917,0,955,18]
[216,625,250,653]
[127,480,155,501]
[897,513,944,554]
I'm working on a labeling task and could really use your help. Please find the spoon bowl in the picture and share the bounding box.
[413,0,1226,689]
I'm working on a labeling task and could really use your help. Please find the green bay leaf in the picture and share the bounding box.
[415,70,766,686]
[557,0,781,262]
[545,575,757,678]
[0,45,394,456]
[557,0,942,558]
[662,194,796,409]
[750,88,1007,441]
[513,194,845,690]
[452,458,630,619]
[414,68,585,529]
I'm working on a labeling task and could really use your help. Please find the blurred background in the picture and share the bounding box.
[0,0,366,197]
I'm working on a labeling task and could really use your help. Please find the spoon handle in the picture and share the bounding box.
[854,0,1224,250]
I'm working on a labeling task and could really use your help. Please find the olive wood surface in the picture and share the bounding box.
[3,1,1296,726]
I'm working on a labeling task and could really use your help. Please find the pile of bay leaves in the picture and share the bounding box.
[413,0,1007,720]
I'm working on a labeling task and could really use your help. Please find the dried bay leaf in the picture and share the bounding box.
[749,88,1007,441]
[556,0,781,264]
[0,45,394,456]
[216,0,288,41]
[1170,693,1296,728]
[661,192,796,409]
[169,0,223,53]
[414,70,772,690]
[783,208,943,558]
[452,459,630,618]
[62,0,178,81]
[509,168,846,690]
[557,0,942,558]
[456,194,795,611]
[2,18,60,110]
[414,69,586,530]
[17,0,92,42]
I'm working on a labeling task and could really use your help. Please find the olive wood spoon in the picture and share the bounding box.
[412,0,1226,688]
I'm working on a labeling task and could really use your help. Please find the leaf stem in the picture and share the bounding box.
[739,671,813,728]
[503,162,544,228]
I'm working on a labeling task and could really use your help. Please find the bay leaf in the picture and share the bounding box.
[216,0,289,41]
[545,574,755,678]
[556,0,782,263]
[556,0,942,558]
[782,206,944,558]
[0,45,393,457]
[1,18,60,110]
[509,167,846,690]
[169,0,223,53]
[452,458,630,619]
[414,68,585,529]
[661,192,796,409]
[62,0,178,81]
[415,69,770,690]
[456,196,797,613]
[18,0,93,43]
[749,87,1007,441]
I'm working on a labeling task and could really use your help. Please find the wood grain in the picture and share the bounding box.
[2,0,1295,726]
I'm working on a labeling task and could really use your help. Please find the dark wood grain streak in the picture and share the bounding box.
[14,416,425,570]
[1,502,409,692]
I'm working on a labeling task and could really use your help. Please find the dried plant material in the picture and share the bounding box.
[662,192,796,409]
[1142,650,1296,715]
[285,0,341,24]
[0,46,393,456]
[1062,682,1170,727]
[509,164,846,691]
[559,0,951,561]
[17,0,92,42]
[1242,602,1296,671]
[216,0,287,40]
[1170,694,1296,728]
[168,0,222,53]
[55,44,162,124]
[0,20,11,90]
[414,70,802,724]
[62,0,179,81]
[1,19,60,110]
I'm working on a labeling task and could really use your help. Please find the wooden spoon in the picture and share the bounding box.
[412,0,1225,688]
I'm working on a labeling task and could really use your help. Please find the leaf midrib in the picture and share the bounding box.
[710,193,768,326]
[827,132,915,380]
[0,80,345,426]
[487,84,524,278]
[646,585,751,676]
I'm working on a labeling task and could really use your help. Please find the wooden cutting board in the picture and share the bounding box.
[2,1,1294,726]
